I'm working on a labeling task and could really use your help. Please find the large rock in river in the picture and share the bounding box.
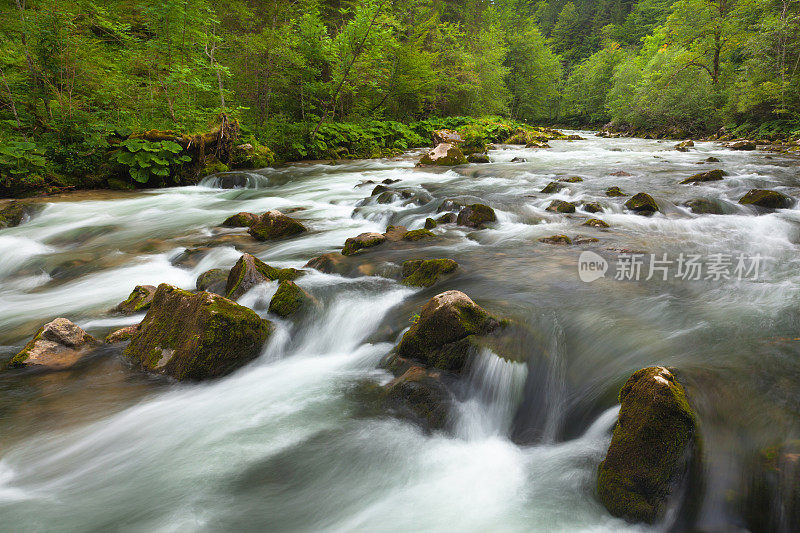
[268,280,315,318]
[220,212,259,228]
[395,290,499,373]
[7,318,99,370]
[680,169,725,184]
[401,259,458,287]
[247,210,307,241]
[342,232,386,256]
[597,366,700,524]
[625,193,659,215]
[226,253,303,300]
[418,143,467,166]
[196,268,229,295]
[738,189,792,209]
[456,204,497,228]
[382,366,451,430]
[123,284,272,380]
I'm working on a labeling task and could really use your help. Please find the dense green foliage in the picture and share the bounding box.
[0,0,798,195]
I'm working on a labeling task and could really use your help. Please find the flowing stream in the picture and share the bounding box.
[1,133,799,531]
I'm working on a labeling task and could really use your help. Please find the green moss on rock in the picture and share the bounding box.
[625,193,659,215]
[546,200,576,213]
[583,219,610,228]
[123,284,272,380]
[268,280,314,318]
[456,203,497,228]
[680,169,726,184]
[0,201,41,229]
[606,186,626,197]
[539,234,572,244]
[738,189,792,209]
[424,218,438,230]
[418,143,467,166]
[342,232,387,256]
[7,318,98,370]
[220,212,259,227]
[247,210,307,241]
[541,181,565,193]
[196,268,229,295]
[401,258,458,287]
[403,229,436,241]
[382,366,451,430]
[116,285,157,314]
[225,253,303,300]
[597,366,700,524]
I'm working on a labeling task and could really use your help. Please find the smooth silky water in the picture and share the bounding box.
[1,133,799,531]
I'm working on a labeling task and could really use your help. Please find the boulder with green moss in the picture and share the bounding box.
[606,186,626,197]
[123,284,271,380]
[437,212,457,224]
[196,268,229,295]
[583,202,604,213]
[105,325,140,344]
[247,210,307,241]
[7,318,99,370]
[342,232,387,256]
[304,252,349,274]
[456,204,497,228]
[381,366,451,430]
[675,140,694,152]
[394,290,500,373]
[116,285,157,314]
[424,218,438,230]
[738,189,792,209]
[684,198,725,215]
[220,212,259,228]
[597,366,700,524]
[546,200,576,213]
[403,229,436,241]
[743,440,800,533]
[231,142,275,169]
[559,176,584,183]
[417,143,467,166]
[401,259,458,287]
[268,280,315,318]
[225,253,303,300]
[199,157,229,177]
[0,201,42,229]
[467,153,490,163]
[583,219,610,228]
[680,169,726,184]
[541,181,565,193]
[625,193,659,215]
[539,234,572,245]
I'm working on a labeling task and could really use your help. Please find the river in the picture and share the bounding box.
[1,133,799,531]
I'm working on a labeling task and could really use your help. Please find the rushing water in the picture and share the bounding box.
[1,133,799,532]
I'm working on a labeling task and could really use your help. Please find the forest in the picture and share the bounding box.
[1,0,799,195]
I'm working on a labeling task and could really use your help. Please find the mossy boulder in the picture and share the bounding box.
[680,169,726,184]
[437,212,457,224]
[395,290,499,373]
[539,234,572,245]
[729,140,756,151]
[401,259,458,287]
[583,202,604,213]
[403,229,436,241]
[684,199,725,215]
[467,153,490,163]
[738,189,792,209]
[743,440,800,533]
[546,200,576,213]
[625,193,659,215]
[116,285,157,314]
[123,284,272,380]
[199,157,230,177]
[231,142,275,169]
[456,204,497,228]
[268,280,314,318]
[559,176,584,183]
[7,318,99,370]
[225,253,303,300]
[597,366,700,524]
[221,212,259,228]
[0,201,42,229]
[381,366,451,430]
[583,219,610,228]
[196,268,229,295]
[376,191,397,204]
[606,186,626,197]
[675,140,694,152]
[105,325,140,344]
[424,217,438,230]
[541,181,565,194]
[247,210,307,241]
[418,143,467,166]
[342,232,387,256]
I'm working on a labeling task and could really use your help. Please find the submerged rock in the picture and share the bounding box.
[7,318,98,370]
[437,212,457,224]
[116,285,157,314]
[738,189,792,209]
[395,290,499,373]
[605,186,626,197]
[196,268,229,295]
[401,259,458,287]
[220,212,259,228]
[583,219,610,228]
[247,210,307,241]
[342,232,387,256]
[743,440,800,533]
[225,253,303,300]
[456,204,497,228]
[625,193,659,215]
[680,169,726,184]
[546,200,576,214]
[124,284,272,380]
[304,253,348,275]
[684,199,725,215]
[418,143,467,166]
[539,234,572,245]
[583,202,604,213]
[597,366,700,524]
[382,366,451,430]
[268,280,314,318]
